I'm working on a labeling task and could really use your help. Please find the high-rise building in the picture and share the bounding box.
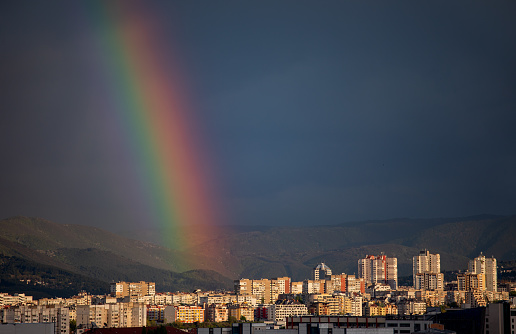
[110,281,155,300]
[358,254,398,290]
[413,250,443,290]
[313,263,332,280]
[234,277,292,304]
[468,253,497,292]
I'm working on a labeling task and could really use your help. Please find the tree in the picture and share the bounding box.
[228,316,238,324]
[69,319,76,334]
[172,320,184,329]
[240,315,246,322]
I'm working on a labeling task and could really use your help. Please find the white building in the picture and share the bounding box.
[76,302,146,329]
[0,305,69,334]
[413,250,443,290]
[469,253,497,292]
[269,300,308,322]
[358,254,398,290]
[313,263,332,280]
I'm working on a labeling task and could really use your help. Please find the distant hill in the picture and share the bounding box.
[0,217,233,294]
[182,214,515,279]
[0,214,514,293]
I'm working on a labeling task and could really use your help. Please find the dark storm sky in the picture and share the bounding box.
[1,1,515,230]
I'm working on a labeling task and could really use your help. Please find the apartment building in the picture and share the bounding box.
[313,263,332,280]
[413,250,443,290]
[458,272,486,291]
[234,278,292,304]
[334,294,362,316]
[269,300,308,322]
[302,280,324,294]
[0,305,69,334]
[396,299,427,316]
[110,281,156,301]
[163,305,204,323]
[227,303,254,321]
[205,304,229,322]
[308,294,340,315]
[291,282,303,295]
[0,293,34,307]
[346,275,365,294]
[469,253,497,292]
[358,254,398,290]
[76,302,146,329]
[325,274,347,293]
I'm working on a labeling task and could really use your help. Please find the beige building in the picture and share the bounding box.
[458,272,486,291]
[302,280,324,294]
[308,294,339,315]
[291,282,303,295]
[469,253,497,292]
[234,277,292,304]
[0,293,34,307]
[334,294,362,316]
[346,275,365,294]
[313,263,332,280]
[205,304,229,322]
[413,250,443,290]
[269,300,308,322]
[358,254,398,290]
[110,281,156,301]
[0,305,69,334]
[227,303,254,321]
[76,302,146,329]
[397,299,426,316]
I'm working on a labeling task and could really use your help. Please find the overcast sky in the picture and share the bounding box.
[1,1,515,231]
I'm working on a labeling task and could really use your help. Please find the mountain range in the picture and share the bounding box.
[0,214,514,297]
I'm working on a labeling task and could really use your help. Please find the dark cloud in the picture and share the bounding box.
[0,1,515,230]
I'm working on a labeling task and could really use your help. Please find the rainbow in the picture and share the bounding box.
[84,1,223,265]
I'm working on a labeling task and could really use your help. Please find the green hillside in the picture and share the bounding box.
[0,254,108,298]
[0,214,514,288]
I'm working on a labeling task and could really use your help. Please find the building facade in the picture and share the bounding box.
[358,254,398,290]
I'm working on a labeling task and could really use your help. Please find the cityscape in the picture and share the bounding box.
[1,249,514,334]
[1,1,515,334]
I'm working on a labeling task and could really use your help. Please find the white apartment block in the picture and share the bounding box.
[313,263,332,281]
[291,282,303,295]
[205,304,229,322]
[110,281,156,300]
[153,293,173,305]
[346,276,365,294]
[0,293,34,307]
[0,305,69,334]
[334,294,362,316]
[469,253,497,292]
[76,302,146,329]
[397,300,427,316]
[269,301,308,322]
[302,280,324,294]
[413,250,443,290]
[414,272,444,291]
[413,250,440,275]
[358,254,398,290]
[458,272,486,291]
